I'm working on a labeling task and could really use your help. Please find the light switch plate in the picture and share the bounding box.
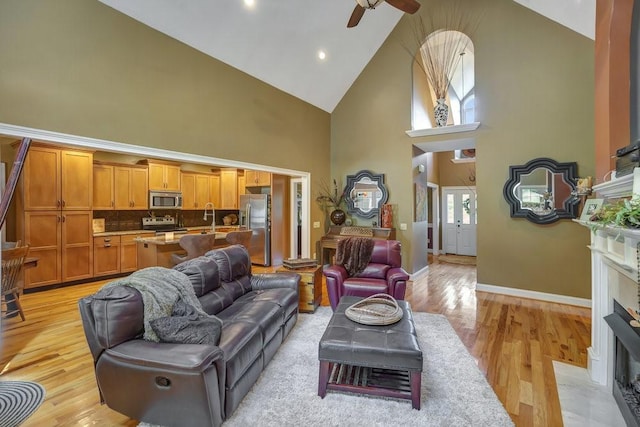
[400,223,407,230]
[313,221,320,228]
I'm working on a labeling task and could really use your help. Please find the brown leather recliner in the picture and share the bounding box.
[79,245,299,427]
[323,239,409,310]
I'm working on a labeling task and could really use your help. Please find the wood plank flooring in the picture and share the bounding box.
[0,258,591,426]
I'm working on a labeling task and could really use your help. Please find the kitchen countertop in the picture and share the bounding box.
[94,226,241,238]
[135,232,229,245]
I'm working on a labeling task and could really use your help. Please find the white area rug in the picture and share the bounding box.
[141,307,513,426]
[553,361,625,427]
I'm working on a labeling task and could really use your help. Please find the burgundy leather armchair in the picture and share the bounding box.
[323,239,409,310]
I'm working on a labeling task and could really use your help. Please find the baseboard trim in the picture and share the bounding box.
[410,265,429,281]
[476,283,591,308]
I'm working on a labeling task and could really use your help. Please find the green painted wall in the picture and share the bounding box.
[0,0,331,252]
[332,0,594,298]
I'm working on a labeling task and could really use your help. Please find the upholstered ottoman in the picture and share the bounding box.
[317,296,423,409]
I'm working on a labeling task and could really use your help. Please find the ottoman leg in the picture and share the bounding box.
[318,361,330,398]
[410,371,421,410]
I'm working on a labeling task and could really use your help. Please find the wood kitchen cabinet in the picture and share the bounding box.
[148,161,181,191]
[120,233,153,273]
[22,145,93,211]
[181,172,213,209]
[219,169,238,209]
[94,235,120,276]
[93,164,149,210]
[93,164,115,210]
[21,210,93,288]
[237,173,246,208]
[210,175,221,208]
[245,170,271,187]
[114,166,148,210]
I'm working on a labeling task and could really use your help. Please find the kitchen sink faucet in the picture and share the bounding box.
[203,202,215,233]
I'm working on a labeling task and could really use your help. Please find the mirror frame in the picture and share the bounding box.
[344,170,389,219]
[503,157,579,225]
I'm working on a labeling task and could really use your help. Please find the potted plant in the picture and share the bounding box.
[589,198,640,228]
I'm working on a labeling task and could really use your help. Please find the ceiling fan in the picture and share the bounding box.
[348,0,421,28]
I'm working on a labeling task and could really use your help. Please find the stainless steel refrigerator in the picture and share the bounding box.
[239,194,271,266]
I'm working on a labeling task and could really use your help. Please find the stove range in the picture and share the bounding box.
[142,216,187,234]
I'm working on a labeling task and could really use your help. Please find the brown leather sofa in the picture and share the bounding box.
[78,245,299,427]
[323,239,409,310]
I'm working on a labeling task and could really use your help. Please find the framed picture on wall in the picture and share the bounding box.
[580,198,604,221]
[414,182,427,222]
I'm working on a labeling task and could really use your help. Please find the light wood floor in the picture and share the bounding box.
[0,258,590,426]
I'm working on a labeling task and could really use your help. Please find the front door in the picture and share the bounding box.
[442,187,476,256]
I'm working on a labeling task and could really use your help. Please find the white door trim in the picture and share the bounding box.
[426,181,439,255]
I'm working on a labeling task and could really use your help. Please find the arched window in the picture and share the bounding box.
[411,31,475,129]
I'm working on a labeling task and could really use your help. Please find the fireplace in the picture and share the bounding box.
[606,300,640,426]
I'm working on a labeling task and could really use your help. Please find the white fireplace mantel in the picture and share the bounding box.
[578,171,639,387]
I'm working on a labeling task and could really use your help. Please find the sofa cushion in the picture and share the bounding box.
[173,256,220,296]
[198,277,252,315]
[207,245,251,282]
[91,286,144,349]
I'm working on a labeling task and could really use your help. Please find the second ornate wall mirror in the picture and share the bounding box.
[344,170,389,219]
[503,157,579,224]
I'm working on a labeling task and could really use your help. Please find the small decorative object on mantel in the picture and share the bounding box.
[579,198,604,221]
[381,204,393,228]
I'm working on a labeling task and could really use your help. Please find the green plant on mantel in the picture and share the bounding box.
[590,198,640,229]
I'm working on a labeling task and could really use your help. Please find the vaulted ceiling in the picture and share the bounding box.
[98,0,595,113]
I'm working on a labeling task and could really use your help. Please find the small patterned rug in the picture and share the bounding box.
[437,254,476,266]
[0,380,46,426]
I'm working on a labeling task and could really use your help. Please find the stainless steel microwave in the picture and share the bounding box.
[149,191,183,209]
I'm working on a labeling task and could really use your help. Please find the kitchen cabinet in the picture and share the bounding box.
[220,169,238,209]
[181,172,213,209]
[121,233,154,273]
[22,145,93,211]
[18,145,94,289]
[94,236,120,276]
[93,164,149,210]
[21,210,93,288]
[245,170,271,187]
[93,164,115,210]
[114,166,148,210]
[210,175,221,208]
[93,232,154,277]
[148,162,181,191]
[237,173,246,208]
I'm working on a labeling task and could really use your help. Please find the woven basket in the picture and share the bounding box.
[344,294,404,326]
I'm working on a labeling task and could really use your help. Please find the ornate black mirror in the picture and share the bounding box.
[344,170,389,219]
[503,158,579,224]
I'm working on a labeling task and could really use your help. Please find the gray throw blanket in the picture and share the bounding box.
[336,237,374,277]
[102,267,208,342]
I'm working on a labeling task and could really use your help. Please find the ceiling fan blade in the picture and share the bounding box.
[385,0,421,14]
[347,5,366,28]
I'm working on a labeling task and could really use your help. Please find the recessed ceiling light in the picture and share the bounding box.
[243,0,255,9]
[317,50,327,61]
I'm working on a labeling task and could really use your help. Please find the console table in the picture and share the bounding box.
[317,225,396,266]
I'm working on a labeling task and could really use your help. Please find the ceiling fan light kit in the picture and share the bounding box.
[348,0,421,28]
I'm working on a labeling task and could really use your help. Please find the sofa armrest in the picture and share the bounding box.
[387,267,410,299]
[323,265,348,310]
[251,273,300,292]
[106,339,224,373]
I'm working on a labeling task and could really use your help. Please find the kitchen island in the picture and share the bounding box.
[135,232,229,268]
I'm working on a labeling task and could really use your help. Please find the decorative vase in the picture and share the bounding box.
[381,204,393,228]
[330,209,346,226]
[434,98,449,127]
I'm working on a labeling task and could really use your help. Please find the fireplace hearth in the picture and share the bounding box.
[606,300,640,427]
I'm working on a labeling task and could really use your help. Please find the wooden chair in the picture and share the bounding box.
[2,245,30,321]
[171,234,221,265]
[225,230,253,249]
